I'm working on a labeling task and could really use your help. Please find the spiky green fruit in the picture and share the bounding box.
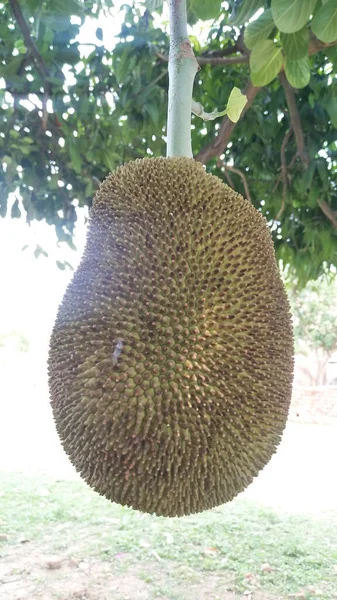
[48,157,294,517]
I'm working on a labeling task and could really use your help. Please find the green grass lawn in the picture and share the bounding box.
[1,471,336,600]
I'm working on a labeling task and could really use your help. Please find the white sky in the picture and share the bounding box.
[0,207,86,345]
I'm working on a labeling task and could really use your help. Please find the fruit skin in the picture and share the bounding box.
[48,156,294,518]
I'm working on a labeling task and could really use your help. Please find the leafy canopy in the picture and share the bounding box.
[1,0,337,284]
[290,273,337,365]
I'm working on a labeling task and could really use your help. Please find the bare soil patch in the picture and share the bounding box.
[0,541,279,600]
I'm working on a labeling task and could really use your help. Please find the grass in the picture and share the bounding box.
[1,471,337,599]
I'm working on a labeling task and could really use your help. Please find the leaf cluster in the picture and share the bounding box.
[1,0,337,283]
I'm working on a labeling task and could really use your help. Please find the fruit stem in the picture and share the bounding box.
[166,0,199,158]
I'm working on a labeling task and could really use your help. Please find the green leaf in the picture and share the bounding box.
[49,175,60,190]
[324,94,337,127]
[84,180,93,198]
[285,56,311,88]
[189,35,201,53]
[96,27,103,41]
[325,45,337,68]
[319,230,333,259]
[271,0,318,34]
[250,40,283,86]
[244,9,275,50]
[226,87,248,122]
[11,198,21,219]
[145,0,164,12]
[46,76,65,86]
[281,27,309,60]
[311,0,337,44]
[103,153,116,172]
[190,0,222,21]
[145,102,159,124]
[20,145,32,156]
[14,39,26,54]
[78,96,90,116]
[230,0,264,26]
[0,56,25,78]
[308,92,315,108]
[308,185,319,208]
[53,0,83,17]
[302,162,316,191]
[68,138,82,174]
[187,5,199,25]
[317,159,329,189]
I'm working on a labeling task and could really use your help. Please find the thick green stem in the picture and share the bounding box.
[166,0,199,158]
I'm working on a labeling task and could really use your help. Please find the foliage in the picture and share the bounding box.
[290,274,337,356]
[289,273,337,383]
[1,0,337,283]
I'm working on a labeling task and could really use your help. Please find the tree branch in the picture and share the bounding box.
[275,127,293,220]
[279,71,309,168]
[9,0,51,95]
[195,81,260,164]
[166,0,199,157]
[317,199,337,228]
[197,54,249,66]
[201,44,243,58]
[184,33,337,66]
[157,35,337,70]
[217,159,252,202]
[157,51,249,66]
[222,168,235,188]
[278,71,337,228]
[308,31,337,55]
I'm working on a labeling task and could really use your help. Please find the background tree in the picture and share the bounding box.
[289,274,337,385]
[1,0,337,283]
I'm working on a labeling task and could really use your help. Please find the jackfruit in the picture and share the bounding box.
[48,157,294,517]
